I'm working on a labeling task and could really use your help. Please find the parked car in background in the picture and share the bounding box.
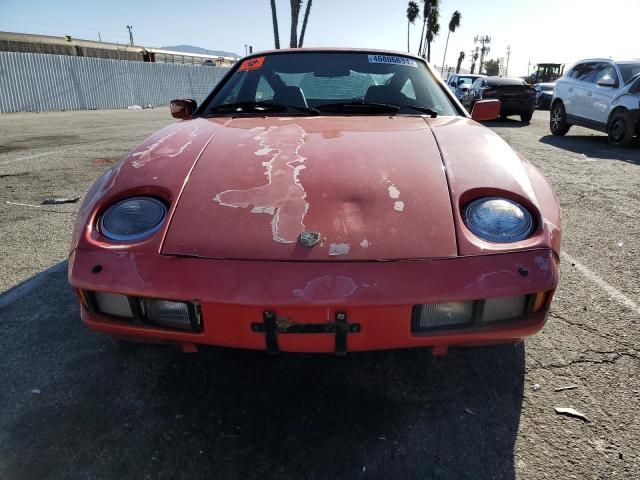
[445,73,485,103]
[68,48,561,355]
[550,58,640,147]
[465,76,537,122]
[534,83,555,109]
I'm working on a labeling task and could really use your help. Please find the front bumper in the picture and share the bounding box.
[69,248,559,353]
[537,95,552,109]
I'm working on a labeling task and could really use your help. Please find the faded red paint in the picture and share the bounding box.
[214,124,308,244]
[68,48,563,354]
[426,116,562,256]
[162,116,457,260]
[70,248,558,352]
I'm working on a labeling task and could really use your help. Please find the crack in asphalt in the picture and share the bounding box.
[548,312,640,355]
[529,350,640,371]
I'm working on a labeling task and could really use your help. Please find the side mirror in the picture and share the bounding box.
[471,99,501,121]
[596,77,616,88]
[170,99,197,119]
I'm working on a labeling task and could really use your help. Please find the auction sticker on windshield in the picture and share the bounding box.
[238,56,265,72]
[367,55,417,68]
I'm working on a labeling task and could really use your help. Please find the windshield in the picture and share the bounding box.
[202,52,459,116]
[619,63,640,84]
[456,76,477,86]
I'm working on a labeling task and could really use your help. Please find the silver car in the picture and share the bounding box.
[446,74,485,103]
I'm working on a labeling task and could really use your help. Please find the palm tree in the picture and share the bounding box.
[455,51,465,73]
[424,3,440,61]
[298,0,313,47]
[270,0,280,49]
[417,0,430,56]
[289,0,302,48]
[440,10,461,74]
[406,2,420,53]
[470,48,479,74]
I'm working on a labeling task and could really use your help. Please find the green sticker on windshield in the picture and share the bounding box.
[367,55,417,68]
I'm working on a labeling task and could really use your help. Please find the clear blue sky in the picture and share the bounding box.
[1,0,638,76]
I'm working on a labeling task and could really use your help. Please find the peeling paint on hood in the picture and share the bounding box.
[130,123,199,169]
[162,116,458,261]
[214,124,308,244]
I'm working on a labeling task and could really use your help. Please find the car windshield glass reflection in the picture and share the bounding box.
[203,52,458,117]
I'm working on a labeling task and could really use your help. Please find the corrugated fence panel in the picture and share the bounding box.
[0,52,229,113]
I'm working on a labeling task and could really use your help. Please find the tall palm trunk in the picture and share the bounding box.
[417,17,426,56]
[298,0,312,47]
[290,0,302,48]
[456,52,464,73]
[440,29,451,74]
[270,0,280,49]
[407,20,410,52]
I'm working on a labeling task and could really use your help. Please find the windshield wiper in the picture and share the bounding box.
[316,101,400,114]
[401,105,438,117]
[316,101,438,117]
[208,101,319,115]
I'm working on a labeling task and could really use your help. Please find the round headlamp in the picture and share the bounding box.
[99,197,167,241]
[464,197,534,243]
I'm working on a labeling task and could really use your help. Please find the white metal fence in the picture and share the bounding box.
[0,52,230,113]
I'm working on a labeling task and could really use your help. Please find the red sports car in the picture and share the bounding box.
[69,49,561,355]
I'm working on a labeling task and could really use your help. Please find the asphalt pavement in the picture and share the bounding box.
[0,108,638,479]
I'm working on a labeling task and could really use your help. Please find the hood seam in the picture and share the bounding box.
[423,117,461,256]
[159,118,234,252]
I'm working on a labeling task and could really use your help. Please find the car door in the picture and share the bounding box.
[587,62,621,125]
[557,64,582,117]
[573,62,600,119]
[447,75,457,92]
[468,79,483,107]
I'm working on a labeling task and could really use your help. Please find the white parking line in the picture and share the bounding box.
[0,140,115,166]
[562,252,640,315]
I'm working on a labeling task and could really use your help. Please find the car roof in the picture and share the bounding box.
[571,58,640,65]
[485,76,526,86]
[246,47,427,63]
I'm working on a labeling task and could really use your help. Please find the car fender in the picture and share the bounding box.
[606,93,640,125]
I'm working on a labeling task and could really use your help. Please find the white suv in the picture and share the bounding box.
[550,58,640,147]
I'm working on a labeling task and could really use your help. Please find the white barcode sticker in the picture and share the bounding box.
[367,55,418,68]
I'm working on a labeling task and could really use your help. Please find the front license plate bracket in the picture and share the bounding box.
[252,311,360,355]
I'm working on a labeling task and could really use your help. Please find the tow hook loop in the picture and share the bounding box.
[334,312,348,356]
[263,310,279,354]
[255,310,360,355]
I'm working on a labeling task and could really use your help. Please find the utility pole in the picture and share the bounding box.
[527,59,531,76]
[244,44,248,56]
[474,35,491,74]
[126,25,134,46]
[470,47,479,74]
[505,45,511,77]
[98,32,102,42]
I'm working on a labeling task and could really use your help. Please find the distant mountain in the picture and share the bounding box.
[161,44,239,58]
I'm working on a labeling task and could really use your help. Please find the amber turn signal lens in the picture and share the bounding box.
[532,291,547,312]
[76,289,89,309]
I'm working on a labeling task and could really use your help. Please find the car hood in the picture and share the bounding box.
[162,116,458,261]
